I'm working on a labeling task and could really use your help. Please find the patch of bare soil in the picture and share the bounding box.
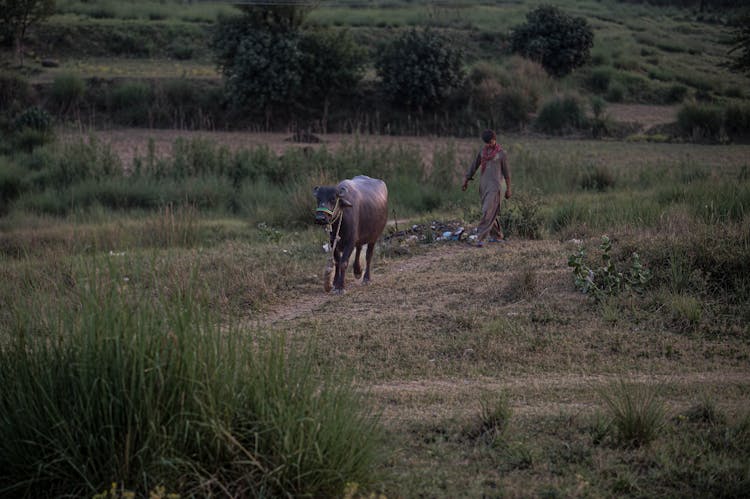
[606,103,679,131]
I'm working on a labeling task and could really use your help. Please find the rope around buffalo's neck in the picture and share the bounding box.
[322,197,343,258]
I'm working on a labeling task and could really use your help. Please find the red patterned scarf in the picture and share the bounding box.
[480,143,502,174]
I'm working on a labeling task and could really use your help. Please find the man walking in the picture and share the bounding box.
[462,129,512,247]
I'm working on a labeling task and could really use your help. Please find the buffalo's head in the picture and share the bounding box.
[313,185,352,225]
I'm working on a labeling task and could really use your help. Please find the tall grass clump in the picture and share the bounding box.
[599,381,665,447]
[0,260,382,497]
[50,72,86,115]
[676,103,723,142]
[534,95,587,135]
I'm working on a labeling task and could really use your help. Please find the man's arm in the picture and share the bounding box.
[501,154,511,198]
[462,152,482,191]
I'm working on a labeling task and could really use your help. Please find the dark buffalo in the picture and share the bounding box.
[313,175,388,293]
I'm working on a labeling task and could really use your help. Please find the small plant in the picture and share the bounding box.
[599,381,665,447]
[568,236,652,302]
[467,392,512,444]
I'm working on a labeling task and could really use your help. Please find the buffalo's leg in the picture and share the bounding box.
[334,242,355,293]
[353,244,363,279]
[363,242,376,284]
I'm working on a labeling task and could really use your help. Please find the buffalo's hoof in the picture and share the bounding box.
[333,288,346,295]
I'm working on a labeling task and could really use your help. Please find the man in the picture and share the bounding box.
[462,129,512,247]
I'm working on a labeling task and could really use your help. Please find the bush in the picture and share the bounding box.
[535,95,587,134]
[50,72,86,114]
[676,104,723,141]
[510,5,594,77]
[212,14,303,121]
[0,158,24,214]
[375,28,465,112]
[0,73,33,112]
[587,66,612,94]
[725,103,750,139]
[15,106,52,132]
[108,81,153,126]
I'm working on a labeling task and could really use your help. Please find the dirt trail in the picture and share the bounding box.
[254,236,750,425]
[259,242,467,326]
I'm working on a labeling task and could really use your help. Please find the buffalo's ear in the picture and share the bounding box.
[312,186,319,197]
[337,185,353,207]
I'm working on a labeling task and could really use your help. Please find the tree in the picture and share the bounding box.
[510,5,594,78]
[0,0,56,67]
[727,13,750,75]
[212,12,304,128]
[298,29,365,131]
[375,28,464,113]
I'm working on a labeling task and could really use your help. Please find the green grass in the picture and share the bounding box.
[0,255,382,497]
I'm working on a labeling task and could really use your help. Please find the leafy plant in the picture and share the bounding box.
[375,28,464,112]
[568,235,652,301]
[510,5,594,77]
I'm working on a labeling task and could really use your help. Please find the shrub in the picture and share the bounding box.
[375,28,465,112]
[599,381,665,448]
[606,82,625,103]
[497,88,534,131]
[510,5,594,77]
[499,192,544,239]
[0,158,24,214]
[50,72,86,114]
[14,106,52,132]
[587,66,612,94]
[580,164,616,191]
[568,235,652,302]
[676,103,723,141]
[108,81,153,126]
[212,14,303,121]
[724,102,750,139]
[0,73,33,112]
[535,95,587,134]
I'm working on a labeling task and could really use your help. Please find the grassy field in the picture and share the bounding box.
[1,0,749,495]
[1,131,749,496]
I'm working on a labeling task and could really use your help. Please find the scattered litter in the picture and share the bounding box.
[108,251,126,257]
[385,220,472,245]
[322,243,330,252]
[568,239,583,245]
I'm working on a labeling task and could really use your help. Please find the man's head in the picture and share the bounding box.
[481,129,496,144]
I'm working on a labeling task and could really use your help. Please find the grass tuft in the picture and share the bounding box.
[599,380,665,448]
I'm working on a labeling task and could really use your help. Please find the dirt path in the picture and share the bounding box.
[258,242,468,325]
[255,237,750,424]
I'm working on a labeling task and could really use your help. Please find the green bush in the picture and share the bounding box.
[50,72,86,114]
[0,158,24,214]
[510,5,594,77]
[725,103,750,139]
[15,106,52,132]
[0,263,382,497]
[375,28,465,112]
[587,66,612,94]
[676,104,723,141]
[109,81,153,126]
[0,73,33,112]
[535,95,587,134]
[497,88,534,131]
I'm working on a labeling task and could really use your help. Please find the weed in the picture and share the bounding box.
[466,392,512,444]
[599,380,665,448]
[568,235,652,302]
